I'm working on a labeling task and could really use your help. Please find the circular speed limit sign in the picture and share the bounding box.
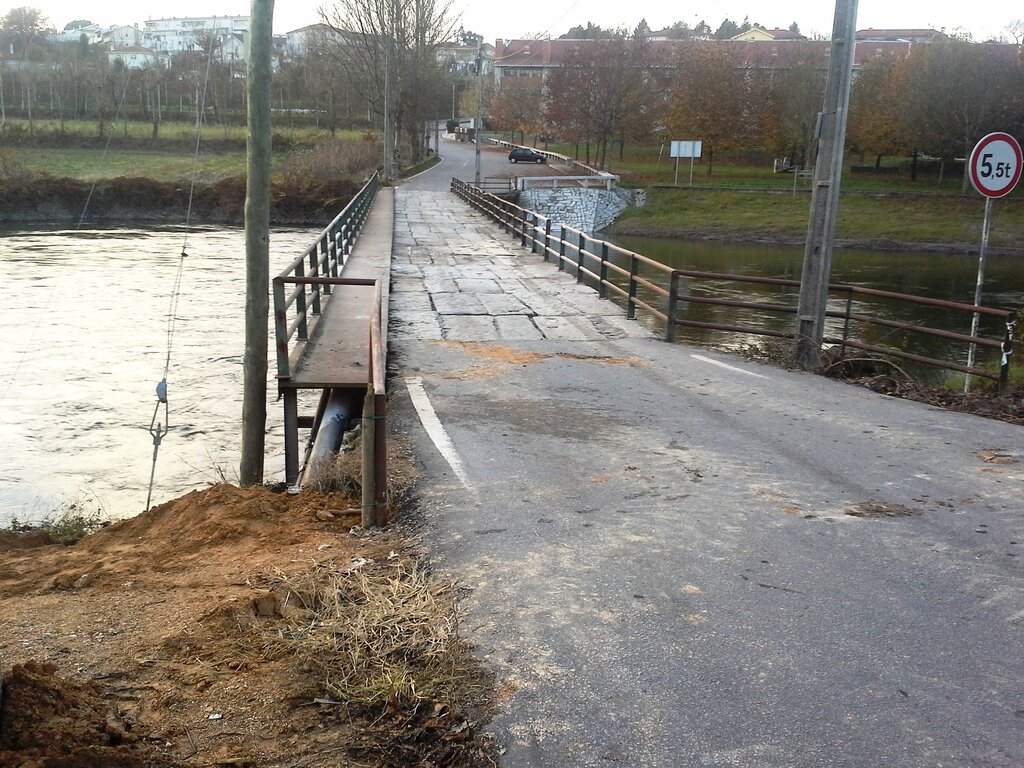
[969,132,1022,198]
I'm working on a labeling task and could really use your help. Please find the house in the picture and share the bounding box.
[731,28,807,42]
[108,46,171,69]
[103,25,143,48]
[856,28,945,43]
[142,16,249,57]
[436,42,494,75]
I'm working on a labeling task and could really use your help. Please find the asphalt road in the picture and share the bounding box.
[390,154,1024,767]
[402,132,566,191]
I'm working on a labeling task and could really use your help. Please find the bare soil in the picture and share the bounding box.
[0,484,494,768]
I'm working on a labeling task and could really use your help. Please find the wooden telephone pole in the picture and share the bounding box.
[794,0,858,369]
[239,0,275,485]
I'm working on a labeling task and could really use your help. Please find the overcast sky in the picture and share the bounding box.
[16,0,1021,43]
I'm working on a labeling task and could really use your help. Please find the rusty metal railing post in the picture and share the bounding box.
[543,218,551,262]
[361,390,375,528]
[666,271,680,342]
[999,311,1016,394]
[373,388,387,526]
[576,231,586,283]
[841,287,854,358]
[308,244,322,315]
[272,278,290,379]
[295,262,308,340]
[599,242,609,298]
[627,255,639,319]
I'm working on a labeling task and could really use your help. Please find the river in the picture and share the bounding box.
[2,227,1021,527]
[0,225,320,526]
[607,236,1023,372]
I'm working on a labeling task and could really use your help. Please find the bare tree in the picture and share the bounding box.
[320,0,458,171]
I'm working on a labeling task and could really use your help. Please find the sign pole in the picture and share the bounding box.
[689,156,695,187]
[963,131,1022,392]
[674,156,680,187]
[964,197,993,392]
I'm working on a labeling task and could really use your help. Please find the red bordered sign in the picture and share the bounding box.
[969,132,1022,199]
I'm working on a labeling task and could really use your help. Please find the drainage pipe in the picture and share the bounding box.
[299,388,359,488]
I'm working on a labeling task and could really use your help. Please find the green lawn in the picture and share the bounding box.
[611,188,1024,249]
[4,146,248,183]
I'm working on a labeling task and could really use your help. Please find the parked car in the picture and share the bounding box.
[508,147,546,164]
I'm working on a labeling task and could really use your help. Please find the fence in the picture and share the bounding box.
[452,177,1017,390]
[272,172,388,525]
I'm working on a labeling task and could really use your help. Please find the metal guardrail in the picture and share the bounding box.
[490,139,608,178]
[272,171,389,526]
[516,175,620,191]
[452,177,1017,390]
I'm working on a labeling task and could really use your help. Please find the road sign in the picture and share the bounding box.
[670,140,702,158]
[968,132,1022,199]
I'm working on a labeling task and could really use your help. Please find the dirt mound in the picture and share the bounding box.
[0,661,184,768]
[0,484,494,767]
[0,484,356,595]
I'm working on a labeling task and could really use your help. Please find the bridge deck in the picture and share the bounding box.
[282,187,393,391]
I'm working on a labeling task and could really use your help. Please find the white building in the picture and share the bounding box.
[108,46,171,69]
[142,16,249,57]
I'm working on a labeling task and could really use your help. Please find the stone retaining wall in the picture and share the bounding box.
[520,187,639,234]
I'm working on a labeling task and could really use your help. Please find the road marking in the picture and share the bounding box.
[405,377,473,490]
[691,354,768,379]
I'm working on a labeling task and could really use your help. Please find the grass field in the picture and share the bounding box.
[1,119,373,183]
[611,188,1024,249]
[501,134,1023,250]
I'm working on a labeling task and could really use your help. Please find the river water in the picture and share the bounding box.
[0,225,319,526]
[2,227,1021,527]
[607,236,1023,372]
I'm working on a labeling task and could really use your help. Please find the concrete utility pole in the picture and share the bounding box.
[793,0,858,369]
[474,45,482,184]
[239,0,274,486]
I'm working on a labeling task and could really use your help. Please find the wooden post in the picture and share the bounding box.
[239,0,275,486]
[794,0,858,369]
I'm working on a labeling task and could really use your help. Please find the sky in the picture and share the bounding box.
[11,0,1021,43]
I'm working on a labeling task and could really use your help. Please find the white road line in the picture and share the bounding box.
[405,376,473,490]
[691,354,768,379]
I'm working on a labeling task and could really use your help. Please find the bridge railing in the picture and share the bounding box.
[273,171,378,379]
[272,171,389,525]
[452,177,1017,390]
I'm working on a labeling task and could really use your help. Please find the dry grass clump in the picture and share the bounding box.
[267,558,488,716]
[303,435,419,512]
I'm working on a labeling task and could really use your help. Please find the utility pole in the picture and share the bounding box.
[474,44,482,184]
[793,0,858,369]
[239,0,274,486]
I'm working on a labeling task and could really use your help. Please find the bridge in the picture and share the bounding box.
[273,139,1024,766]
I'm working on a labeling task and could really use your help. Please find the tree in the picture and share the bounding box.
[560,22,610,40]
[321,0,458,172]
[488,84,542,144]
[789,22,801,34]
[693,20,712,39]
[846,55,907,167]
[760,49,827,167]
[1,6,51,60]
[543,33,651,168]
[664,44,750,173]
[713,18,740,40]
[899,39,1024,190]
